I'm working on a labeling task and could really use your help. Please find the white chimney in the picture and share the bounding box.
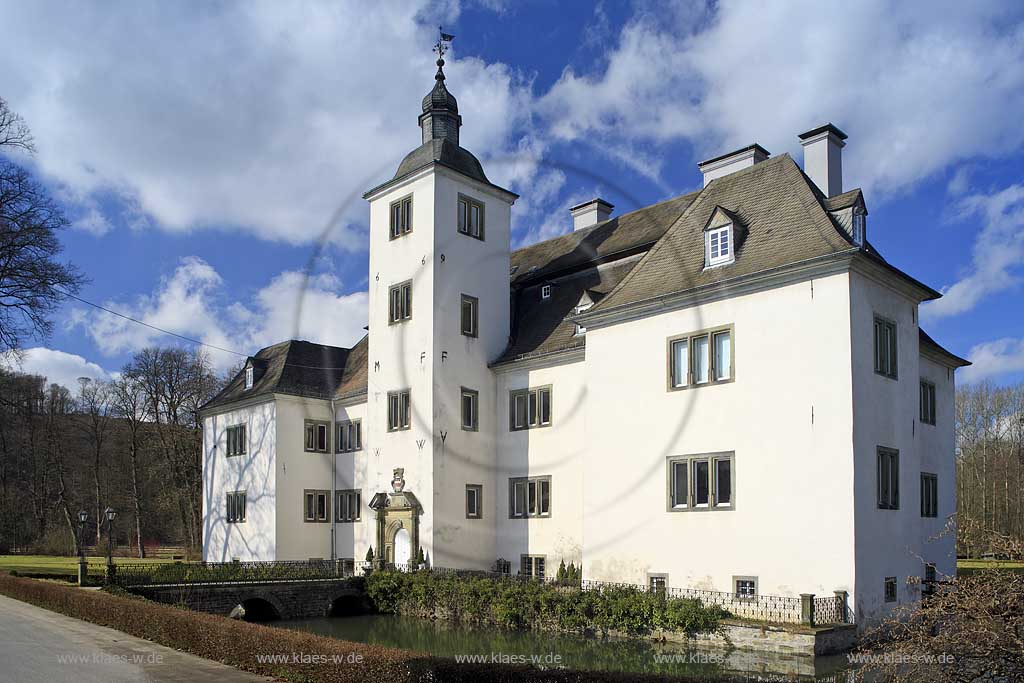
[798,123,847,197]
[570,198,614,231]
[698,144,770,186]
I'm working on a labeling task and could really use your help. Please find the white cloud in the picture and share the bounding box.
[922,183,1024,321]
[961,337,1024,383]
[0,1,533,248]
[538,1,1024,196]
[1,347,111,390]
[70,256,368,370]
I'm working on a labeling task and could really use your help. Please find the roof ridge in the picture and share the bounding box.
[511,189,701,257]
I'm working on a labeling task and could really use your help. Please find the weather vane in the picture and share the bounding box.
[434,26,455,61]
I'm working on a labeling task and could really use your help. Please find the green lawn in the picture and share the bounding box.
[0,554,179,577]
[957,558,1024,577]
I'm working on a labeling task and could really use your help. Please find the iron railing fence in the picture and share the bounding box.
[110,559,852,625]
[110,558,370,587]
[579,579,807,624]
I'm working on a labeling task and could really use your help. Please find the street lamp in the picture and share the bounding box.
[76,510,88,586]
[104,507,117,580]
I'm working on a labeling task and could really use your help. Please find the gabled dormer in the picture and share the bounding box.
[824,189,868,248]
[703,206,745,269]
[570,289,604,336]
[242,357,267,391]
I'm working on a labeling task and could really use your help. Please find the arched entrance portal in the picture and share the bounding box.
[394,527,411,565]
[370,468,423,568]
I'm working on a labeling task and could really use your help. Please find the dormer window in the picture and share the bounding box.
[244,366,254,390]
[703,206,741,269]
[852,209,866,247]
[706,224,733,267]
[541,284,552,300]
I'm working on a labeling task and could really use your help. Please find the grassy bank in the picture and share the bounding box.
[0,554,175,578]
[0,574,699,683]
[956,558,1024,577]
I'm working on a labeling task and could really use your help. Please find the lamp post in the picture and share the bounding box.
[104,507,117,580]
[76,510,88,586]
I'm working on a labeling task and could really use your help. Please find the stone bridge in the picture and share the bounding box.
[130,578,370,621]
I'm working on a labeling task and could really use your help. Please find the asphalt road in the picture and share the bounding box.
[0,594,273,682]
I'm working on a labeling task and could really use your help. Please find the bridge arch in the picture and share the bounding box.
[236,591,287,621]
[327,588,370,617]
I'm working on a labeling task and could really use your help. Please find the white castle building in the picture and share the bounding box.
[200,54,968,626]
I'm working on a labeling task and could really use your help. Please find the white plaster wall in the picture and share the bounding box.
[273,395,335,560]
[917,355,957,581]
[582,273,856,598]
[429,169,513,569]
[495,360,586,573]
[366,171,439,562]
[850,272,957,626]
[202,400,277,562]
[333,399,372,562]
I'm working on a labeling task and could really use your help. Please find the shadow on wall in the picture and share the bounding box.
[204,406,278,562]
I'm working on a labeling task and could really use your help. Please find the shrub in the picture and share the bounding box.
[363,570,723,639]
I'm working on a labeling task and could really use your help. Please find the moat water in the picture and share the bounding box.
[274,614,856,682]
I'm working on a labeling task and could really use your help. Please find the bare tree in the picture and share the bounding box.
[126,347,217,551]
[110,372,150,557]
[74,377,113,545]
[0,97,84,353]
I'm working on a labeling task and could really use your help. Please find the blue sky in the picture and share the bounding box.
[1,0,1023,389]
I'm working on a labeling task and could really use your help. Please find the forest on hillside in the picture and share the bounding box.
[0,346,224,556]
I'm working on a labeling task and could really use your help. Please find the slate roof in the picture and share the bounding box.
[510,191,701,287]
[202,338,362,412]
[590,154,857,314]
[497,257,640,364]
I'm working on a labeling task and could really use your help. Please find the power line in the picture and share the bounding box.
[60,290,249,358]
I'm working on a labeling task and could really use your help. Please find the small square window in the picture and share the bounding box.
[520,554,545,579]
[734,576,757,600]
[884,576,897,603]
[648,574,668,596]
[541,284,552,300]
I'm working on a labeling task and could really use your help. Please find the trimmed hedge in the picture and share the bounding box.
[366,570,727,638]
[0,574,697,682]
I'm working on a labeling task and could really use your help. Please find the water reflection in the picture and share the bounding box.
[274,614,855,682]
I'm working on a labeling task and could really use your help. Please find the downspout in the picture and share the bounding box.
[330,398,337,562]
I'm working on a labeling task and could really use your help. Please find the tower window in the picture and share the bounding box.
[387,389,411,431]
[389,281,412,323]
[389,195,413,239]
[461,294,478,337]
[458,195,485,240]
